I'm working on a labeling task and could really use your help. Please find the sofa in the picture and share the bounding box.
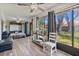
[0,31,13,52]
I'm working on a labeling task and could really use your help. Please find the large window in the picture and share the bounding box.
[74,8,79,49]
[55,7,79,55]
[56,10,72,46]
[10,24,21,31]
[38,17,45,35]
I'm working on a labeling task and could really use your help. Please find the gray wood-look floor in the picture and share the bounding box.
[0,37,71,56]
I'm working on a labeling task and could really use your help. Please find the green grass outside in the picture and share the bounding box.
[57,32,79,48]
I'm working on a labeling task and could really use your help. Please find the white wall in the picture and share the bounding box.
[3,21,6,31]
[3,20,10,32]
[3,20,7,31]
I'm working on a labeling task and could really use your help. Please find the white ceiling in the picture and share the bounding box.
[0,3,76,21]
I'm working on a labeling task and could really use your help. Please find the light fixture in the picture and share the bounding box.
[17,3,45,13]
[16,18,22,23]
[30,4,38,10]
[16,20,20,23]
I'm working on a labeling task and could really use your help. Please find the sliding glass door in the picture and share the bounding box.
[74,8,79,49]
[56,10,72,46]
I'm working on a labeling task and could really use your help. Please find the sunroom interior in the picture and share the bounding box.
[0,3,79,56]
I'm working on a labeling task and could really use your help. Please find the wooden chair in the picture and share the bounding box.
[43,32,57,56]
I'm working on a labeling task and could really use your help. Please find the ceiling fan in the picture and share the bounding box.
[17,3,45,13]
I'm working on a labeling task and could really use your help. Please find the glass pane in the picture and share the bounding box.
[38,17,45,35]
[44,16,48,36]
[74,8,79,48]
[56,10,72,46]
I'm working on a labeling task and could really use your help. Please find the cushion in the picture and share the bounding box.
[2,31,9,39]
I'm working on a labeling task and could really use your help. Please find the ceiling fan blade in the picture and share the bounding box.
[38,7,45,12]
[37,3,44,5]
[17,3,44,6]
[17,3,32,6]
